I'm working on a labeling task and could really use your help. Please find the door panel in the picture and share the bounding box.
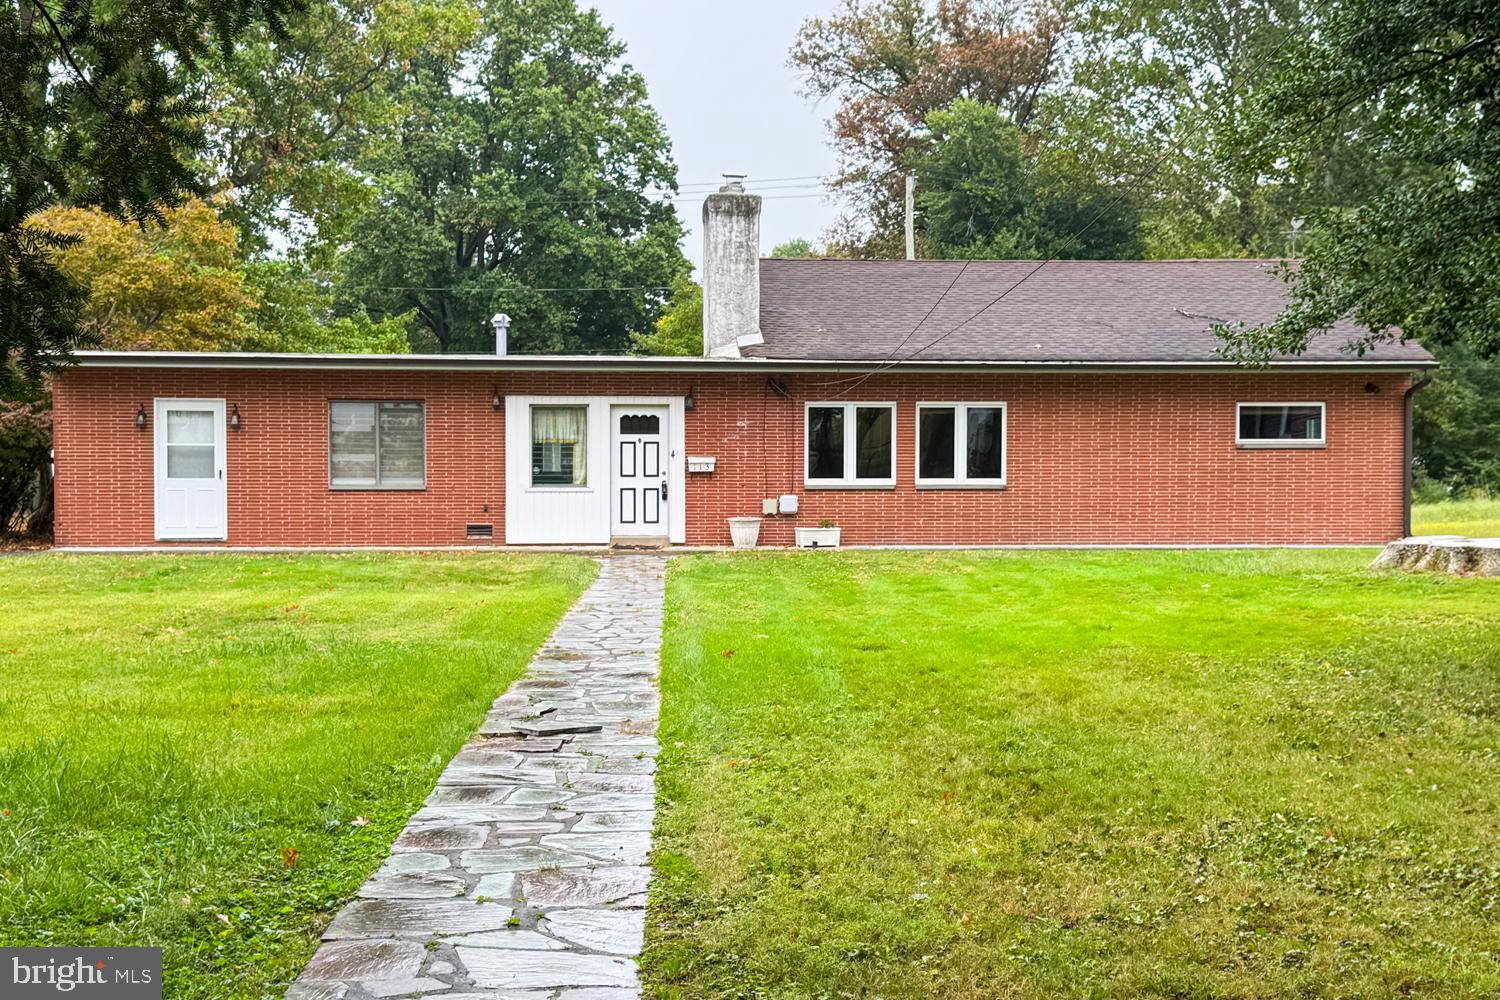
[611,405,668,537]
[155,399,227,540]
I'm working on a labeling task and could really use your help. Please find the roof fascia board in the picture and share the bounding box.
[68,351,1438,374]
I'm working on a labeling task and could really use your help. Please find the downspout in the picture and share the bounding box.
[1403,373,1434,537]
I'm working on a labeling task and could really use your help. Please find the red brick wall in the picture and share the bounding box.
[51,366,1411,547]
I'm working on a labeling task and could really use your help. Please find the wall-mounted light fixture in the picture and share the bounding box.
[1364,382,1381,394]
[229,404,242,431]
[136,404,148,430]
[492,387,503,411]
[684,389,696,411]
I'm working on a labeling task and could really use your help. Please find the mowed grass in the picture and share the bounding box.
[0,553,594,999]
[1414,497,1500,537]
[645,550,1500,998]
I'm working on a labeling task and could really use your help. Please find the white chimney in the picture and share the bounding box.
[701,174,763,358]
[491,313,511,356]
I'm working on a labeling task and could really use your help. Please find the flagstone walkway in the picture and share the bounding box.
[288,556,666,1000]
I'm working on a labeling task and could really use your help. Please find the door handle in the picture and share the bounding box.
[660,479,668,501]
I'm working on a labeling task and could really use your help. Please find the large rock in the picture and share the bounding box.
[1372,536,1500,576]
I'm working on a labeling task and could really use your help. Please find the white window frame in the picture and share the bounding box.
[914,402,1008,488]
[1235,401,1326,449]
[328,400,427,490]
[804,401,897,489]
[529,403,590,489]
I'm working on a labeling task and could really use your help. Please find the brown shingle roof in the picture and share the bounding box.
[751,258,1434,365]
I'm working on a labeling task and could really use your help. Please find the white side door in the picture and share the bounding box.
[610,405,669,538]
[154,398,227,540]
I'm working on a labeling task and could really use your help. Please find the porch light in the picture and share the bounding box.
[135,404,147,430]
[492,387,503,411]
[684,389,696,411]
[229,404,242,431]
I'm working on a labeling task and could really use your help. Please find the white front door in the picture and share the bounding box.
[611,405,668,538]
[154,398,227,540]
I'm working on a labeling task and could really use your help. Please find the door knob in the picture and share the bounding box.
[660,479,668,501]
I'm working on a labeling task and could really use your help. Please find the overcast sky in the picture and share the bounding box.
[588,0,842,270]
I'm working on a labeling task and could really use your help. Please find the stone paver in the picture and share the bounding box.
[289,556,665,1000]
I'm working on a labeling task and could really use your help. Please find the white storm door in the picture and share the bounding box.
[611,405,668,537]
[154,398,227,540]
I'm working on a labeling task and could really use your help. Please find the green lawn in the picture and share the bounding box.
[1414,497,1500,537]
[0,553,594,999]
[646,550,1500,999]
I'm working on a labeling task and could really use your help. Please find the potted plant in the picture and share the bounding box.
[795,517,841,549]
[727,515,762,548]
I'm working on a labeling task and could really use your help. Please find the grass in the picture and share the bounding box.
[0,552,594,999]
[645,549,1500,999]
[1414,497,1500,537]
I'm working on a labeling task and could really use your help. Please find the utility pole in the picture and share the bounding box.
[904,175,915,261]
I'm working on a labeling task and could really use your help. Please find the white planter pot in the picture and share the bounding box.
[727,516,762,549]
[795,526,842,549]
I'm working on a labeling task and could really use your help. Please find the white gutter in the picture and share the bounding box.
[66,350,1437,374]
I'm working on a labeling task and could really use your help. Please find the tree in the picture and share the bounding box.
[912,99,1142,259]
[1,0,302,390]
[630,273,701,356]
[339,0,687,354]
[241,262,411,353]
[34,199,409,353]
[191,0,479,261]
[0,396,50,535]
[33,200,252,350]
[770,238,822,258]
[1413,346,1500,496]
[1051,0,1347,260]
[791,0,1067,257]
[1216,0,1500,362]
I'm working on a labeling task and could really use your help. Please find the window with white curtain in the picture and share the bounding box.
[916,403,1007,487]
[805,402,895,487]
[329,401,425,488]
[531,405,589,486]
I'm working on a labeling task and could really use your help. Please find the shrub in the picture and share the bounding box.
[0,400,52,536]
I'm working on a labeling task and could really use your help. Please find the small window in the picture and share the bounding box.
[805,402,895,487]
[532,405,588,486]
[1236,403,1325,447]
[619,414,659,434]
[916,403,1007,487]
[329,401,425,488]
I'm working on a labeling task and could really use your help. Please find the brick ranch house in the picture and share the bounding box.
[52,181,1435,549]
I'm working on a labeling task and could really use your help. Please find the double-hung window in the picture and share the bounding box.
[805,402,896,488]
[329,401,426,489]
[1236,402,1325,448]
[916,403,1007,487]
